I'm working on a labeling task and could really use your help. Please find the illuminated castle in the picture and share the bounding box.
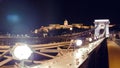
[33,19,94,34]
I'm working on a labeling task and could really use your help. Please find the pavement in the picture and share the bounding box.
[107,40,120,68]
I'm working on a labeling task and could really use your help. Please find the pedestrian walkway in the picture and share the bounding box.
[107,40,120,68]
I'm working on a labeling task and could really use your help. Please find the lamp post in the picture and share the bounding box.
[75,39,83,47]
[11,43,33,68]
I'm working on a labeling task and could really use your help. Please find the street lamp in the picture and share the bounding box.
[11,43,33,67]
[89,38,92,42]
[11,43,33,60]
[75,39,83,47]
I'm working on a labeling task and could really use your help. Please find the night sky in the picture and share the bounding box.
[0,0,120,34]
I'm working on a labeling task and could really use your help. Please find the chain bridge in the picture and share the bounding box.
[0,19,110,68]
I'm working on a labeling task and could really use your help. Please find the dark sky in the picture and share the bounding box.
[0,0,120,34]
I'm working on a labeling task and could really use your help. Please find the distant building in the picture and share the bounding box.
[33,19,94,34]
[64,19,68,26]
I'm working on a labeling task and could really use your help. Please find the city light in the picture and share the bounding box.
[70,27,73,31]
[11,43,33,60]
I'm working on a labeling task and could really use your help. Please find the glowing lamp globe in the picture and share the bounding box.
[11,43,33,60]
[89,38,92,42]
[75,39,83,46]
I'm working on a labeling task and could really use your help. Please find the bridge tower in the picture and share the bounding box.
[94,19,110,38]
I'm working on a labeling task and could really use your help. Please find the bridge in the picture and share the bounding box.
[0,19,111,68]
